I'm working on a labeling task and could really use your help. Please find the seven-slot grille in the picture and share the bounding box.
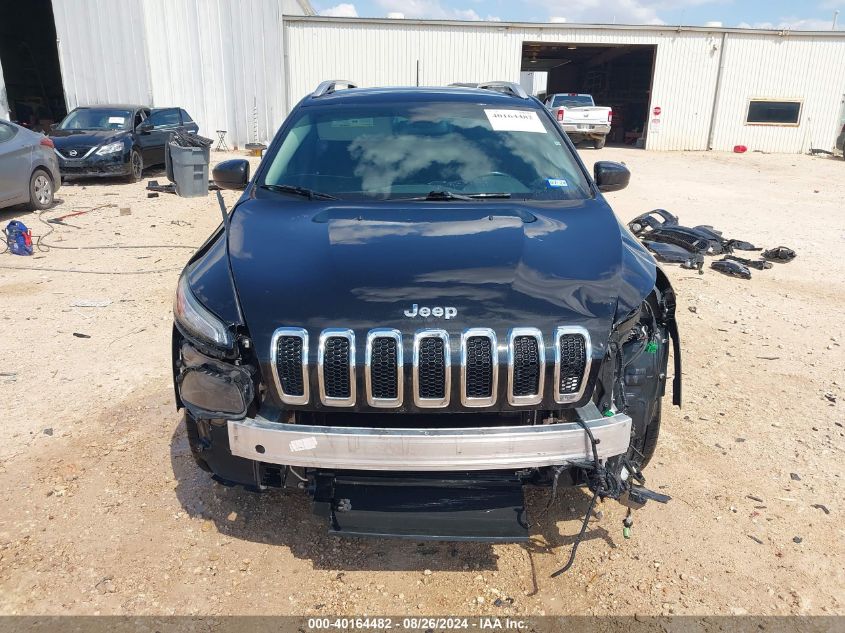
[270,326,590,408]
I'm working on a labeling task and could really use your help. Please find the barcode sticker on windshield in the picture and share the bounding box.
[484,109,546,133]
[108,116,125,124]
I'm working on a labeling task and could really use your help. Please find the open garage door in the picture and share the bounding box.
[0,0,66,130]
[522,42,655,148]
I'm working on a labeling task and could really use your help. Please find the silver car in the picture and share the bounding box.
[0,120,61,211]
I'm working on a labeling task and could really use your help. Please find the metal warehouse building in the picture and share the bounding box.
[2,0,845,152]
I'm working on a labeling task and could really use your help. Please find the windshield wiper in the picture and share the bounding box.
[259,184,338,200]
[404,190,511,201]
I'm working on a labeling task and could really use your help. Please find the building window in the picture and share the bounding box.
[746,100,802,125]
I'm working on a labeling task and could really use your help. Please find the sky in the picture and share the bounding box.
[311,0,845,30]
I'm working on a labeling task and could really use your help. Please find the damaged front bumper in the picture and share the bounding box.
[57,151,132,179]
[227,403,632,471]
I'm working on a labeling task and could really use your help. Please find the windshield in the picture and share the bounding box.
[261,101,591,200]
[551,95,594,108]
[59,108,133,131]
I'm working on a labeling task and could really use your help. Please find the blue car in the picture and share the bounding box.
[170,81,681,543]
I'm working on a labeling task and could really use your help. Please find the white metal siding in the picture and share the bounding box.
[141,0,289,146]
[51,0,311,146]
[285,21,523,108]
[53,0,152,108]
[285,18,845,153]
[709,34,845,153]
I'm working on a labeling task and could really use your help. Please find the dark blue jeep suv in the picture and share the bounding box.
[171,81,681,546]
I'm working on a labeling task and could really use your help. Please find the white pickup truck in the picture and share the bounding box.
[544,93,612,149]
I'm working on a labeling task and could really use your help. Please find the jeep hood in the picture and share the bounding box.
[224,196,656,361]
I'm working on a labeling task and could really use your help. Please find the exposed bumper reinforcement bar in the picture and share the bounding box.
[228,406,632,471]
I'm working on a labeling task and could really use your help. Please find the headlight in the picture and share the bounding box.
[95,141,124,156]
[173,274,234,349]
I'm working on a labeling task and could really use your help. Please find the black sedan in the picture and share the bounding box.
[49,105,199,181]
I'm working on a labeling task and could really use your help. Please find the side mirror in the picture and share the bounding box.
[49,123,59,131]
[138,122,153,134]
[594,161,630,193]
[212,159,250,190]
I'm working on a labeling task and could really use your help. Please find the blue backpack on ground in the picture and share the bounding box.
[4,220,33,256]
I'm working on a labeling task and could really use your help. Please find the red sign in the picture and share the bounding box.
[653,106,662,116]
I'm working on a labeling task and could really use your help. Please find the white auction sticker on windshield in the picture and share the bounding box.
[485,109,546,133]
[107,116,125,124]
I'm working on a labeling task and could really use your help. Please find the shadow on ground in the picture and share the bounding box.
[169,416,617,574]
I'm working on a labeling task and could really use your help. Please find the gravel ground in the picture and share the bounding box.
[0,148,842,617]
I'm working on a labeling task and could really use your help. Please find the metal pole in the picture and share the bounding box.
[834,11,840,30]
[706,32,727,151]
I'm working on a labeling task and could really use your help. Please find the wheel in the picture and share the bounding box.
[127,149,144,182]
[630,399,661,469]
[593,136,606,149]
[29,169,54,210]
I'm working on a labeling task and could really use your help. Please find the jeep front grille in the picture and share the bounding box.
[269,326,591,409]
[318,329,356,406]
[554,326,591,404]
[414,330,450,407]
[365,329,403,407]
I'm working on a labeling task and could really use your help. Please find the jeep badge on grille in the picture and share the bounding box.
[404,304,457,319]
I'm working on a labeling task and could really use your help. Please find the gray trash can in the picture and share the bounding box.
[167,141,210,197]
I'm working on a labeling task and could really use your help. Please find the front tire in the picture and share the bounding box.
[127,149,143,182]
[29,169,54,210]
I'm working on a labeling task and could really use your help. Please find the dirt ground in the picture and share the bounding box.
[0,147,843,617]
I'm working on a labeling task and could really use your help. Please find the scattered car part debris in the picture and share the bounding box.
[629,210,791,279]
[711,259,752,279]
[627,209,679,236]
[642,240,704,272]
[762,246,797,262]
[724,255,773,270]
[646,226,713,254]
[725,239,761,252]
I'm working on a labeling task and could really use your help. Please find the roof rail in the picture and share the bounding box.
[312,80,358,98]
[477,81,529,99]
